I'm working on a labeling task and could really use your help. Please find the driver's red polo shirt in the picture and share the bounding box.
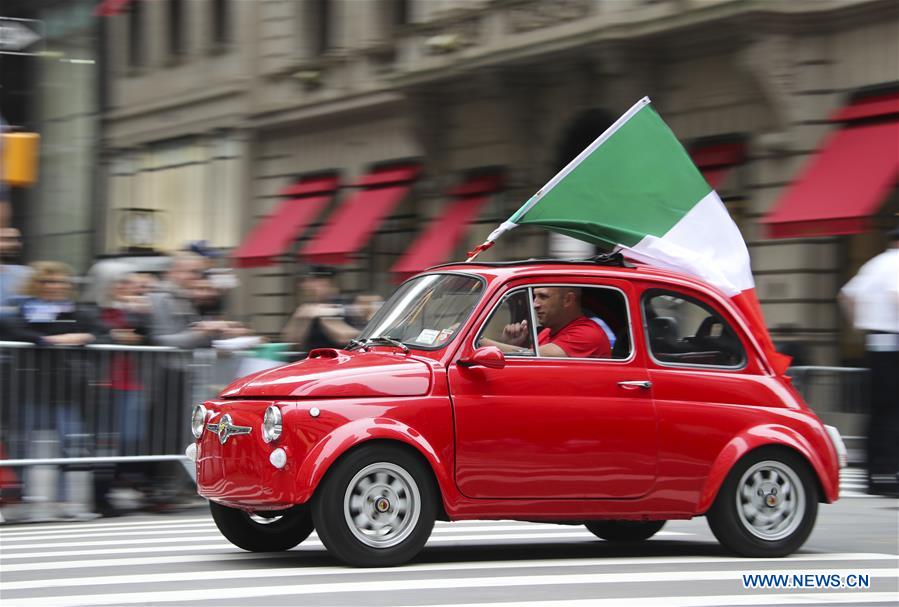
[538,315,611,359]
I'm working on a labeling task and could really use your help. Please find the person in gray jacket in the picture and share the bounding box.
[148,252,246,348]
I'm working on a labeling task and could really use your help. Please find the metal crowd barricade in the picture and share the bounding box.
[787,365,871,464]
[787,366,871,415]
[0,341,235,470]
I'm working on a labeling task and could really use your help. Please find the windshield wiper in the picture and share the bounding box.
[349,336,410,354]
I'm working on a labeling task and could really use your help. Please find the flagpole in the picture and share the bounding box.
[465,96,652,262]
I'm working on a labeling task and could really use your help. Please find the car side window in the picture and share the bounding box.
[476,289,536,356]
[642,289,746,368]
[476,285,632,360]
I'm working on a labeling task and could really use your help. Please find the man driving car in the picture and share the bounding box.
[484,286,611,358]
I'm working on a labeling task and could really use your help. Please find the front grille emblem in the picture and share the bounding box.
[206,414,251,445]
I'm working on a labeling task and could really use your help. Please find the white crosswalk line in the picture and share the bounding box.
[1,554,896,592]
[0,516,213,533]
[417,594,899,607]
[0,516,518,535]
[3,530,684,559]
[3,550,894,574]
[7,568,898,607]
[3,487,895,607]
[0,523,689,545]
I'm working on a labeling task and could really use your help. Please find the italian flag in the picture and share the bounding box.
[476,97,790,374]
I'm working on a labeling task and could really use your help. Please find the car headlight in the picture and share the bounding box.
[191,405,207,439]
[824,424,847,468]
[262,405,282,443]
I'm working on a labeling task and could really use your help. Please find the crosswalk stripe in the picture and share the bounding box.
[0,523,688,545]
[0,527,690,550]
[3,530,686,560]
[2,555,896,592]
[0,523,220,541]
[0,516,524,536]
[0,516,212,533]
[7,568,898,607]
[416,593,899,607]
[3,549,894,575]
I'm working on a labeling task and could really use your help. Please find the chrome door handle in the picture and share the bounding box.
[618,380,652,390]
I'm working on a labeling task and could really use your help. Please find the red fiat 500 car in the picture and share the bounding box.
[189,258,846,567]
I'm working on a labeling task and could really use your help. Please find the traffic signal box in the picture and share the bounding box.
[2,132,40,187]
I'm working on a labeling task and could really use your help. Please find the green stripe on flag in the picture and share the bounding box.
[515,104,711,248]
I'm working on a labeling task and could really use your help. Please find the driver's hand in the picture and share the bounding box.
[501,320,529,346]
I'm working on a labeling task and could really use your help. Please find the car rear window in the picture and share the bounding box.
[642,289,746,368]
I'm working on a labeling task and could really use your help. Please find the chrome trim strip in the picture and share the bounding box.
[206,414,252,445]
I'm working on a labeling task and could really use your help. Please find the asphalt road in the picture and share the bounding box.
[1,469,896,607]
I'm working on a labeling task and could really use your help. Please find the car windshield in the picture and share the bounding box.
[355,273,484,350]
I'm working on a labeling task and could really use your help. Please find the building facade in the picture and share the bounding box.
[1,0,102,270]
[100,0,899,384]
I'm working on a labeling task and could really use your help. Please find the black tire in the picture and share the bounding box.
[312,444,436,567]
[585,520,666,542]
[209,501,314,552]
[706,447,818,557]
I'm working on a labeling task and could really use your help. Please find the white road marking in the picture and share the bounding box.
[1,530,685,559]
[2,549,893,574]
[0,524,688,545]
[7,569,898,607]
[1,555,896,592]
[416,593,899,607]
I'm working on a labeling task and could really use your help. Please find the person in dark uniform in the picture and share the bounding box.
[281,266,360,352]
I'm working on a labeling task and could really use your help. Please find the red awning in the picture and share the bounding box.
[831,92,899,122]
[690,141,746,190]
[232,176,338,269]
[299,165,420,265]
[94,0,131,17]
[391,174,503,281]
[762,93,899,239]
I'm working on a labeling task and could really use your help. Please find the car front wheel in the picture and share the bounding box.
[312,444,436,567]
[585,520,666,542]
[209,502,314,552]
[706,448,818,557]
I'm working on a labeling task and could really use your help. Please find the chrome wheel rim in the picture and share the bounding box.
[736,460,805,541]
[344,462,420,548]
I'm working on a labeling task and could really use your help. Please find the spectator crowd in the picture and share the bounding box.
[0,225,383,520]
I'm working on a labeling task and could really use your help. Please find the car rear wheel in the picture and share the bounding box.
[706,448,818,557]
[585,520,666,542]
[209,501,314,552]
[312,444,436,567]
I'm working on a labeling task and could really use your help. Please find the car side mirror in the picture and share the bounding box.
[458,346,506,369]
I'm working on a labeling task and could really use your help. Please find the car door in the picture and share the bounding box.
[448,278,658,499]
[639,283,787,488]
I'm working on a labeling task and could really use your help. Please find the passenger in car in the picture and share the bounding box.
[489,287,611,358]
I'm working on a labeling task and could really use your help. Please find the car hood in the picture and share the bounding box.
[219,348,432,399]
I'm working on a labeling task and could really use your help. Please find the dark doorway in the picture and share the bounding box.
[554,109,615,172]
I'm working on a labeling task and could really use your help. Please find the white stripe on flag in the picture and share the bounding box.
[622,191,755,296]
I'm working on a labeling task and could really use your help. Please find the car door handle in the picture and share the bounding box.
[618,380,652,390]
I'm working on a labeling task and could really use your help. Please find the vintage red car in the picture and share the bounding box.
[188,258,845,567]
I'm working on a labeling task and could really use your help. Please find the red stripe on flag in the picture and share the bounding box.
[731,289,791,376]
